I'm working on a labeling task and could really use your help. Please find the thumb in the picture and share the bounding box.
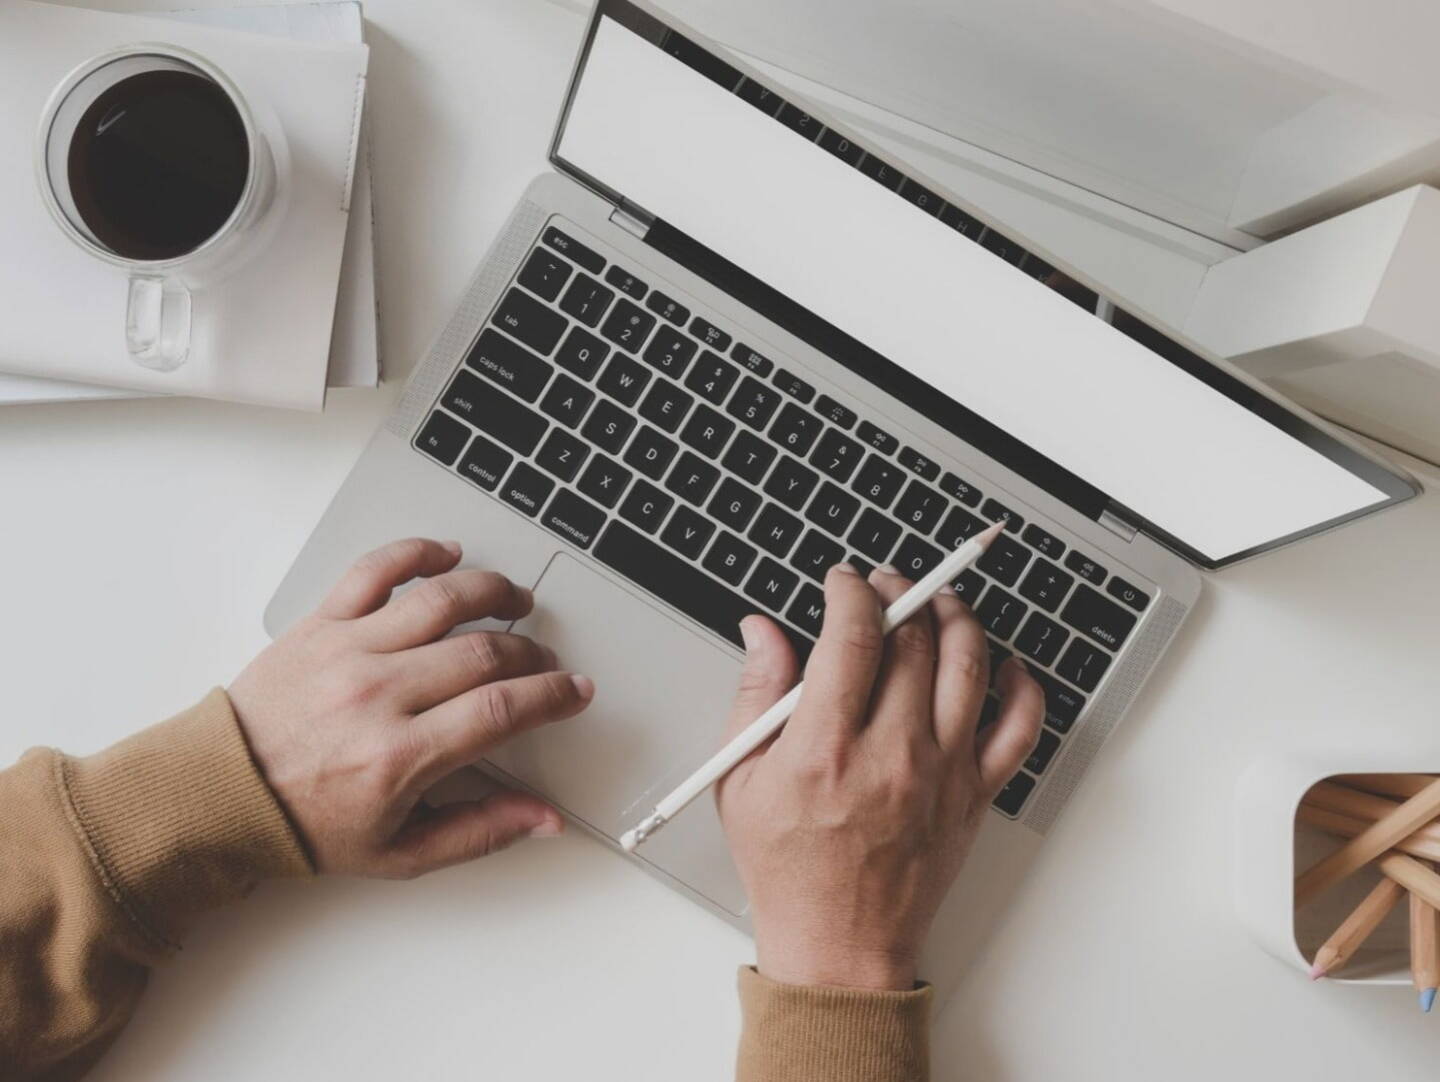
[383,790,564,878]
[723,615,799,743]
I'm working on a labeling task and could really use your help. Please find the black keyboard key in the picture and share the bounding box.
[858,153,904,191]
[790,529,845,583]
[1022,524,1065,560]
[977,533,1031,587]
[786,583,827,637]
[847,508,902,564]
[846,554,875,579]
[517,248,572,302]
[1064,550,1107,585]
[661,30,742,89]
[727,376,782,430]
[593,521,757,649]
[415,410,470,465]
[898,446,939,481]
[976,585,1027,639]
[619,479,673,534]
[1060,584,1137,651]
[818,127,864,166]
[492,288,566,355]
[1017,560,1074,614]
[857,421,898,455]
[940,203,985,240]
[576,453,632,509]
[689,317,731,351]
[804,481,860,538]
[744,557,800,613]
[723,430,777,484]
[499,461,553,517]
[539,374,595,428]
[455,432,512,490]
[893,534,943,579]
[680,404,735,459]
[981,497,1024,533]
[541,488,606,550]
[1031,670,1086,733]
[1025,730,1061,775]
[776,102,823,139]
[731,343,774,376]
[534,428,589,483]
[441,370,547,455]
[1106,575,1151,611]
[558,273,614,327]
[768,402,823,457]
[900,181,943,216]
[809,428,865,483]
[465,327,554,402]
[600,298,656,353]
[893,480,948,535]
[813,394,857,429]
[665,451,721,505]
[642,327,698,379]
[638,379,694,433]
[684,350,741,405]
[749,503,804,557]
[981,229,1027,266]
[737,78,783,115]
[764,456,820,511]
[541,226,603,274]
[645,290,689,325]
[555,326,610,380]
[1056,637,1111,692]
[604,265,647,299]
[936,506,986,551]
[703,530,757,586]
[772,368,816,403]
[597,353,651,406]
[993,772,1036,816]
[581,399,636,455]
[623,425,680,480]
[660,505,715,559]
[940,471,983,508]
[951,567,986,604]
[1014,612,1069,667]
[851,454,906,509]
[709,477,763,532]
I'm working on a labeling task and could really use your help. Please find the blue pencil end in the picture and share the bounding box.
[1421,987,1436,1014]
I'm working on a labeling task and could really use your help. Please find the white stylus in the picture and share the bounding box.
[619,520,1007,853]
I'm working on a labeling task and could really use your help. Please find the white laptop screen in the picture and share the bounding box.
[554,5,1408,566]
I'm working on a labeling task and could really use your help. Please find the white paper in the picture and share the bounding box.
[0,1,368,410]
[558,17,1387,560]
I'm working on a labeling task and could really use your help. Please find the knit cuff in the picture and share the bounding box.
[56,688,313,952]
[736,966,931,1082]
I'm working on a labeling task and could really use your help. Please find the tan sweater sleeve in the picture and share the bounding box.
[735,967,932,1082]
[0,689,312,1081]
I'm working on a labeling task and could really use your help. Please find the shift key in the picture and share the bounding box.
[464,328,554,402]
[441,369,548,455]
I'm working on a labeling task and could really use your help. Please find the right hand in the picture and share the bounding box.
[716,563,1044,991]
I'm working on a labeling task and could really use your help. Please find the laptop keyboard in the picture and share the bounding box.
[413,221,1154,817]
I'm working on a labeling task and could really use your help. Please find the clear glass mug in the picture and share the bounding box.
[36,45,278,372]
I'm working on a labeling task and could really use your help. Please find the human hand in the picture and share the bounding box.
[716,563,1044,991]
[228,538,592,878]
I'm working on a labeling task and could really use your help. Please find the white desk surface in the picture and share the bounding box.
[4,2,1439,1079]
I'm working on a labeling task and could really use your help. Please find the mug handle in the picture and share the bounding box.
[126,275,192,371]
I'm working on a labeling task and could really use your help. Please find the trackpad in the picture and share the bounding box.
[492,552,750,917]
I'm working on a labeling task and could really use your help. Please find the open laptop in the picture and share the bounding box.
[265,0,1417,998]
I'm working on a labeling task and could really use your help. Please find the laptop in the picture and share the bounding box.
[265,0,1417,998]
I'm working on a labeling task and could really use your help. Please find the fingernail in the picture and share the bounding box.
[570,673,595,699]
[877,564,900,575]
[937,583,958,597]
[832,561,859,576]
[441,540,462,557]
[739,616,759,650]
[529,819,564,839]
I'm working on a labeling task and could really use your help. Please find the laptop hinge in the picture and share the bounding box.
[1099,506,1140,543]
[609,201,655,240]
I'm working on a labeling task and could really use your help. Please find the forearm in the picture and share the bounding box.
[0,690,311,1079]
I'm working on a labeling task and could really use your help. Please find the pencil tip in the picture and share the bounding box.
[1421,987,1436,1013]
[975,521,1006,548]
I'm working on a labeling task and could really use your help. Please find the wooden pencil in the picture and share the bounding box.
[1295,777,1440,907]
[1335,774,1439,801]
[1309,876,1407,979]
[1410,876,1439,1012]
[1377,852,1440,912]
[1303,784,1440,846]
[1297,802,1440,863]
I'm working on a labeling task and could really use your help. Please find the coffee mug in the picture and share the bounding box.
[37,45,277,371]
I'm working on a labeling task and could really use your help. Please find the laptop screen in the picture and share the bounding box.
[552,1,1413,568]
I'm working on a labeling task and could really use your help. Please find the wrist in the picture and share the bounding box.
[755,933,918,992]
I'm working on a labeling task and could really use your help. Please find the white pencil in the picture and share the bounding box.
[619,520,1007,852]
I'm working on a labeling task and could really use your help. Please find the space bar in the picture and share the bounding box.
[592,521,756,650]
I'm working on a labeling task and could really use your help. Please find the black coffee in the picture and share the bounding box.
[67,69,250,261]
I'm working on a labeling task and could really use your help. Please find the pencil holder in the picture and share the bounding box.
[1235,752,1439,985]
